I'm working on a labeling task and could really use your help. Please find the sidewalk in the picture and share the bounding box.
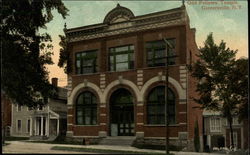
[3,140,227,155]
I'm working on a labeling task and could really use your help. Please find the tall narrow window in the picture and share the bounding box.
[76,50,98,74]
[109,45,134,71]
[76,91,97,125]
[17,120,21,132]
[27,119,30,133]
[147,86,175,125]
[210,117,221,132]
[146,39,176,67]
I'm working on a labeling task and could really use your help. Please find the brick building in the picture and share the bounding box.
[65,4,203,150]
[1,91,12,138]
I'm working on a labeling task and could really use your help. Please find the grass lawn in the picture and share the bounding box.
[5,136,29,141]
[51,146,173,155]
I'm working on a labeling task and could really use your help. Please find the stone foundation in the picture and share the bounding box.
[66,136,102,145]
[133,137,190,151]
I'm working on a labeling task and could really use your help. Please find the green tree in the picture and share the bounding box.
[58,34,71,74]
[1,0,69,108]
[228,58,248,122]
[189,33,247,149]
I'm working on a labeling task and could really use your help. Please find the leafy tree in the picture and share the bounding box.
[229,58,248,122]
[189,33,247,149]
[1,0,69,108]
[58,34,72,74]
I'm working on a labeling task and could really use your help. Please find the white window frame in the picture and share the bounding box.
[210,117,221,132]
[16,119,22,133]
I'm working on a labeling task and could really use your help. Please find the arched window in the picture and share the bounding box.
[147,86,175,125]
[76,91,97,125]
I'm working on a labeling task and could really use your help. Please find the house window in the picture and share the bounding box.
[27,107,32,111]
[17,120,21,132]
[210,117,221,132]
[229,131,238,148]
[226,117,240,126]
[109,45,134,71]
[76,50,98,74]
[147,86,175,125]
[27,119,30,133]
[146,39,176,67]
[17,105,22,112]
[38,105,43,111]
[76,91,97,125]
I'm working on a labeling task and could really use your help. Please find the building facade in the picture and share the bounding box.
[11,78,67,140]
[65,4,203,150]
[203,111,247,150]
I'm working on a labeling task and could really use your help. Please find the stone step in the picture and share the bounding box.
[29,136,48,141]
[99,136,135,146]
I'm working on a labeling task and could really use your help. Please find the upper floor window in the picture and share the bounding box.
[76,50,98,74]
[17,105,22,112]
[226,117,240,125]
[147,86,175,125]
[210,117,221,132]
[76,91,97,125]
[146,39,176,67]
[109,45,134,71]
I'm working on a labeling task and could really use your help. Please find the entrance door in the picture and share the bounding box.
[110,88,134,136]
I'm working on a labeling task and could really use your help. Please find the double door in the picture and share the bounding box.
[111,105,134,136]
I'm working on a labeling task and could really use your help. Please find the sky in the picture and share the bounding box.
[41,0,248,87]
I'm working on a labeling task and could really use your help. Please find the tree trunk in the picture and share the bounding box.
[228,118,234,150]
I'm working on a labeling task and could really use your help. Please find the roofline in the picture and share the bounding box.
[65,6,184,33]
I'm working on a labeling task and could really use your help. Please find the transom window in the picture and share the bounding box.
[76,91,97,125]
[76,50,98,74]
[109,45,134,71]
[147,86,175,125]
[146,39,176,67]
[210,117,221,132]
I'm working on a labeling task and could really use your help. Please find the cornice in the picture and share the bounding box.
[66,7,186,43]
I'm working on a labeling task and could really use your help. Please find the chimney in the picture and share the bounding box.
[51,78,58,87]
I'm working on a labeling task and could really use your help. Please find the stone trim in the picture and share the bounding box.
[137,123,144,125]
[100,113,107,116]
[144,137,179,140]
[179,122,187,125]
[100,123,106,125]
[137,103,144,106]
[68,115,73,117]
[141,75,186,101]
[137,113,144,116]
[103,79,140,102]
[67,123,73,126]
[179,112,187,114]
[100,104,106,108]
[68,81,103,105]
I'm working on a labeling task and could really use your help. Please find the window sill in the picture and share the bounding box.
[74,125,99,127]
[73,72,100,76]
[144,124,179,127]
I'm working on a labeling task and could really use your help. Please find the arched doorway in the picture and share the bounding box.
[110,88,134,136]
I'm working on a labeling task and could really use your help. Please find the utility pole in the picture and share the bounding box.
[163,38,178,155]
